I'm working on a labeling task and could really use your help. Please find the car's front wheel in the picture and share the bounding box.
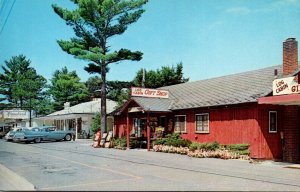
[64,134,72,141]
[34,138,41,143]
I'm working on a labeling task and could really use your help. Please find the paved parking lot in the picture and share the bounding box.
[0,139,300,191]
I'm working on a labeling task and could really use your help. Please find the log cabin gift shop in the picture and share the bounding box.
[113,38,300,163]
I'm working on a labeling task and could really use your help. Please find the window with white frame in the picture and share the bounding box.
[195,113,209,133]
[269,111,277,133]
[174,115,186,132]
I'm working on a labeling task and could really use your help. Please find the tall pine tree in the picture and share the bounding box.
[0,55,47,108]
[52,0,148,133]
[49,67,89,111]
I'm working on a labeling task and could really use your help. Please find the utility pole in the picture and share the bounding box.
[142,68,145,88]
[29,97,32,127]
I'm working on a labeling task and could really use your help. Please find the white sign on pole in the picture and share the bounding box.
[273,76,300,96]
[2,110,29,119]
[131,87,169,99]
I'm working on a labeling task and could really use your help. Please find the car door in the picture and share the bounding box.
[47,127,64,140]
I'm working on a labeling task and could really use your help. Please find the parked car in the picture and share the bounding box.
[0,126,11,139]
[13,126,75,143]
[4,127,30,141]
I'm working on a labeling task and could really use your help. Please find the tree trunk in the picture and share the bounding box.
[100,64,107,134]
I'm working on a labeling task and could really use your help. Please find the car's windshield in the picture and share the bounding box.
[11,127,29,132]
[11,128,18,132]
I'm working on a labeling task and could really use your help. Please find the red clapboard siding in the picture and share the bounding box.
[114,103,285,160]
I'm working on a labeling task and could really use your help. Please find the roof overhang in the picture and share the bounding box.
[113,99,142,115]
[258,94,300,106]
[40,113,95,120]
[128,107,143,113]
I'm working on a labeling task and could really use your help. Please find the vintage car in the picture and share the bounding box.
[13,126,75,143]
[4,127,30,141]
[0,126,11,139]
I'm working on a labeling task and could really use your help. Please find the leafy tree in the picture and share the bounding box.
[115,88,130,107]
[49,67,89,111]
[0,55,47,107]
[85,77,131,106]
[33,92,55,116]
[85,76,103,99]
[133,62,189,88]
[52,0,148,133]
[91,112,101,133]
[107,80,131,100]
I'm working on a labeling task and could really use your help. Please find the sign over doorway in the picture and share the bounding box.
[131,87,169,99]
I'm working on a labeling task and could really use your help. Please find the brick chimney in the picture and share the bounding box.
[283,38,298,76]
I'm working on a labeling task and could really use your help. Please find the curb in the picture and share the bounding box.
[0,163,35,191]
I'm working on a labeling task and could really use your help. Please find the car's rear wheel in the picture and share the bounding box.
[34,138,41,143]
[64,134,72,141]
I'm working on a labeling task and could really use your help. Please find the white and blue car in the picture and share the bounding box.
[13,126,75,143]
[5,127,30,141]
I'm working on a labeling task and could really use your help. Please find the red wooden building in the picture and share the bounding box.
[113,38,300,163]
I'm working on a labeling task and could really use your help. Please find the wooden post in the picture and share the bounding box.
[126,112,130,149]
[64,119,66,131]
[75,118,78,140]
[147,111,150,151]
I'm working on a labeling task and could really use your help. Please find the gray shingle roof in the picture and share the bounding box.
[130,65,298,111]
[47,99,117,116]
[164,65,283,110]
[132,97,172,112]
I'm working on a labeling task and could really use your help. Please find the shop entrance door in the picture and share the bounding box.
[133,118,146,138]
[132,118,147,149]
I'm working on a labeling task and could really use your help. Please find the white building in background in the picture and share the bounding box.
[0,109,30,127]
[24,98,117,139]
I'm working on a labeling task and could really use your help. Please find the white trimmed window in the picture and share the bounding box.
[269,111,277,133]
[195,113,209,133]
[174,115,186,133]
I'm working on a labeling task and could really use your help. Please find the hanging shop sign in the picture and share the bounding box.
[273,76,300,96]
[1,110,29,119]
[131,87,169,99]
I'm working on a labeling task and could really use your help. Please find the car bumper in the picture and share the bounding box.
[13,137,31,142]
[5,136,14,141]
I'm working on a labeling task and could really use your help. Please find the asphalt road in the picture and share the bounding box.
[0,139,300,191]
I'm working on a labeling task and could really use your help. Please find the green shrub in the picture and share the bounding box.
[153,138,166,146]
[189,142,199,151]
[112,137,146,149]
[207,141,220,151]
[91,112,101,133]
[153,133,191,148]
[223,144,250,155]
[112,137,127,148]
[225,144,249,151]
[189,141,220,151]
[236,149,250,155]
[130,139,139,149]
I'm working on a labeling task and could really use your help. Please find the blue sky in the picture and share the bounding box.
[0,0,300,83]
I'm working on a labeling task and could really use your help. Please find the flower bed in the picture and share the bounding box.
[112,133,250,161]
[152,134,251,161]
[153,144,250,160]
